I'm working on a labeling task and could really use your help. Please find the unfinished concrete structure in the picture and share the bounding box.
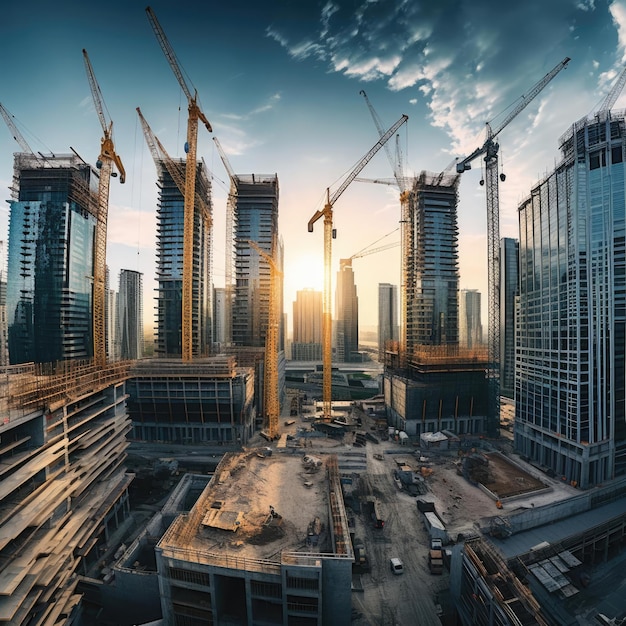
[0,360,131,624]
[384,346,488,437]
[126,356,256,446]
[155,451,353,625]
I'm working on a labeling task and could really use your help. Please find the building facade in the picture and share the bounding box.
[153,159,212,358]
[459,289,482,349]
[230,174,281,349]
[406,171,460,355]
[500,238,519,399]
[126,357,256,445]
[292,288,322,361]
[213,286,227,349]
[118,269,143,360]
[6,154,98,364]
[335,260,359,362]
[515,111,626,488]
[378,283,398,360]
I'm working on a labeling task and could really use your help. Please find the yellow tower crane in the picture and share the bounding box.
[136,107,212,233]
[82,49,125,369]
[146,6,212,362]
[248,240,282,441]
[308,113,408,422]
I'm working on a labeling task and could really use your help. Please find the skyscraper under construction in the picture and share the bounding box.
[153,160,212,358]
[230,174,282,349]
[6,154,98,364]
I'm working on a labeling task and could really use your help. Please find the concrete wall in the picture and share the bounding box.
[321,557,352,624]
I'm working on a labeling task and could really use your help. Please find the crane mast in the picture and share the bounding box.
[248,240,282,440]
[455,57,569,436]
[308,113,408,421]
[82,49,125,369]
[360,92,413,369]
[146,6,212,362]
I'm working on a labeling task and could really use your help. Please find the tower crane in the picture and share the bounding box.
[340,228,400,270]
[136,107,212,227]
[248,240,282,441]
[597,63,626,113]
[454,56,570,436]
[82,49,125,369]
[360,91,413,368]
[308,113,408,421]
[146,6,212,362]
[0,103,34,153]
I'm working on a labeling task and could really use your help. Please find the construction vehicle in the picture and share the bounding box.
[360,90,413,368]
[454,57,570,436]
[248,240,282,441]
[146,6,212,362]
[82,49,125,368]
[308,113,408,422]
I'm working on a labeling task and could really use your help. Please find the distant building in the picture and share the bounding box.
[500,238,519,399]
[6,154,98,364]
[459,289,482,349]
[515,110,626,488]
[378,283,398,360]
[336,259,359,362]
[118,269,143,360]
[153,159,212,358]
[213,286,227,349]
[105,267,119,361]
[292,288,322,361]
[155,451,353,625]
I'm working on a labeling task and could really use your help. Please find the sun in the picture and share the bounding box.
[285,252,325,294]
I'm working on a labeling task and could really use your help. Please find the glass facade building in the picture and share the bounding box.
[459,288,483,349]
[231,175,281,348]
[335,262,359,362]
[378,282,398,360]
[118,269,143,360]
[515,111,626,488]
[407,171,460,353]
[6,154,97,364]
[154,159,212,358]
[292,288,322,361]
[500,237,519,399]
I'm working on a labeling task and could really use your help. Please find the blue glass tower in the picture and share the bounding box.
[516,111,626,488]
[6,154,97,365]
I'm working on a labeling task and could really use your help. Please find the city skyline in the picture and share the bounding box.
[1,0,626,334]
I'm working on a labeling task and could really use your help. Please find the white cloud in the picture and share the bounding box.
[610,0,626,60]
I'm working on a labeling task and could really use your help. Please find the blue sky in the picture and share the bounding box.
[1,0,625,333]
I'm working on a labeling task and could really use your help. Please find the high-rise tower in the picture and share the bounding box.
[292,289,322,361]
[335,260,359,362]
[154,160,212,358]
[6,154,98,364]
[459,289,483,349]
[406,171,460,356]
[378,283,398,360]
[230,174,281,348]
[515,111,626,488]
[118,269,143,360]
[500,238,519,399]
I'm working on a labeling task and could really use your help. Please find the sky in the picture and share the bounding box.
[1,0,626,336]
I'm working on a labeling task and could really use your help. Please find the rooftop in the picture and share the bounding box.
[158,450,352,570]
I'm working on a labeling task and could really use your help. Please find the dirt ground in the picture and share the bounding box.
[482,452,546,498]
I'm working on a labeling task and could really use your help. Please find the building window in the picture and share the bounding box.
[286,575,319,591]
[169,566,210,587]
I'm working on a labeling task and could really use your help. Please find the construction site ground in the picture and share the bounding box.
[276,392,578,626]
